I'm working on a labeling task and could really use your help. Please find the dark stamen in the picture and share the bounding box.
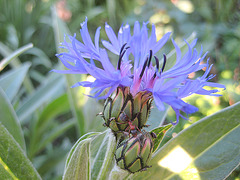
[153,73,157,79]
[154,56,160,70]
[140,58,148,78]
[153,56,160,79]
[147,50,153,67]
[117,46,130,70]
[161,54,167,72]
[120,43,127,55]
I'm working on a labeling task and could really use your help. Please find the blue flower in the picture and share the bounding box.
[53,17,225,124]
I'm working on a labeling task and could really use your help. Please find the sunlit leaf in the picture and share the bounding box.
[0,163,14,180]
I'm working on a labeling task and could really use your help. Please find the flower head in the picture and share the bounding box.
[53,17,225,125]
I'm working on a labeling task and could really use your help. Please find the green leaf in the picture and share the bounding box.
[0,162,15,180]
[30,119,75,158]
[26,47,51,67]
[64,73,86,136]
[132,102,240,180]
[0,63,31,101]
[36,93,70,133]
[65,132,101,168]
[91,130,116,180]
[0,88,25,150]
[86,7,104,20]
[108,164,129,180]
[37,119,75,152]
[63,139,91,180]
[151,124,173,153]
[28,93,70,158]
[35,146,70,176]
[0,43,33,71]
[63,130,117,180]
[0,42,34,94]
[16,73,65,123]
[0,123,41,179]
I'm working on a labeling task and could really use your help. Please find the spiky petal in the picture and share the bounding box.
[53,17,225,125]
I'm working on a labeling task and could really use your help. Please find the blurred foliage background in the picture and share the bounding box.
[0,0,239,179]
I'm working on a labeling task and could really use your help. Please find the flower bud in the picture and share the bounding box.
[102,87,152,133]
[115,131,153,173]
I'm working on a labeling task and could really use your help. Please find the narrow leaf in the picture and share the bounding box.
[132,102,240,180]
[16,73,65,122]
[0,42,34,93]
[31,119,75,158]
[0,43,33,71]
[39,119,75,150]
[36,93,70,132]
[0,63,31,101]
[0,88,25,150]
[151,124,173,153]
[0,123,41,179]
[28,94,70,158]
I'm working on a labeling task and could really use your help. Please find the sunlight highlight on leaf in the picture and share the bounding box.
[158,146,194,173]
[83,75,96,100]
[173,0,194,14]
[0,157,18,180]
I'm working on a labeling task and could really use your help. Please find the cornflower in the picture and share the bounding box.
[53,18,225,125]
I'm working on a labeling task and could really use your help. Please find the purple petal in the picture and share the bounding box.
[152,32,171,54]
[95,27,101,51]
[105,23,120,51]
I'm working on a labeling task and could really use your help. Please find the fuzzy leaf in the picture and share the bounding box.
[65,132,101,169]
[63,130,117,180]
[91,129,116,180]
[63,139,91,180]
[0,123,41,179]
